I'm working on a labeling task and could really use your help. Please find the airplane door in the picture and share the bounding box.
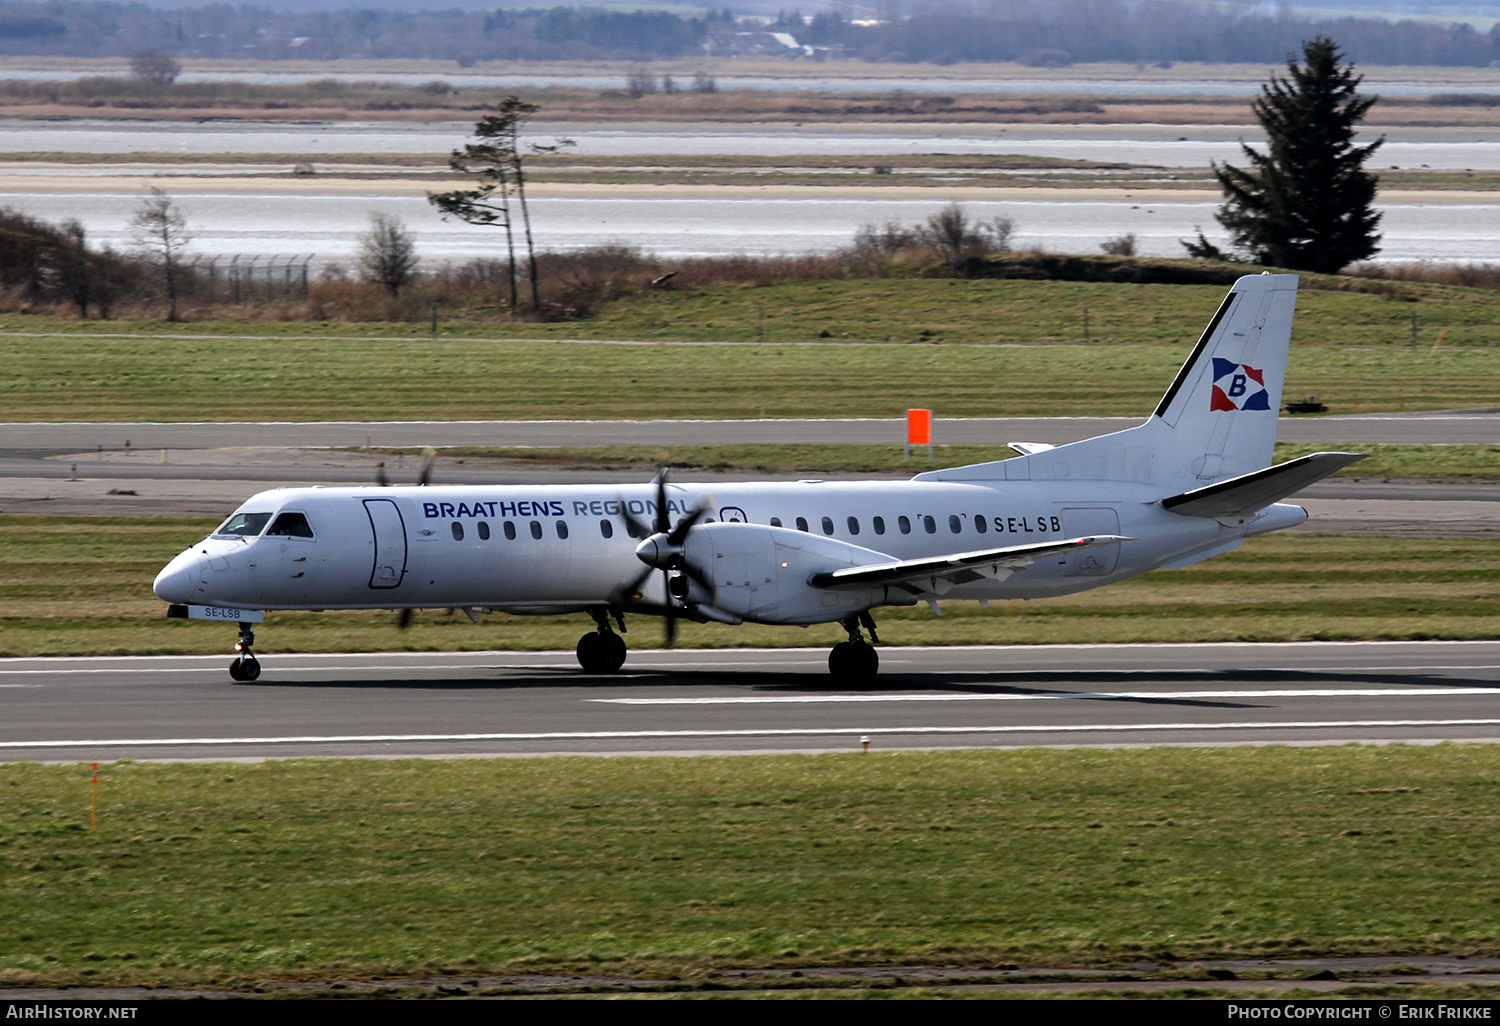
[1060,507,1121,577]
[363,498,408,589]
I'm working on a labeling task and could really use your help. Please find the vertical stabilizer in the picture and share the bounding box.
[917,273,1298,486]
[1148,272,1298,481]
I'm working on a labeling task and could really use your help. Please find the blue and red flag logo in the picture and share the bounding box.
[1210,358,1271,411]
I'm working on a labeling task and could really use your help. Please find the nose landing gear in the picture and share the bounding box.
[576,609,628,674]
[829,612,880,685]
[228,623,261,682]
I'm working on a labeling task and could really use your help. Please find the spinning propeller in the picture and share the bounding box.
[375,447,437,488]
[373,446,437,630]
[613,467,714,646]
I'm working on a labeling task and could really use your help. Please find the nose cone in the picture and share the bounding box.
[153,550,203,604]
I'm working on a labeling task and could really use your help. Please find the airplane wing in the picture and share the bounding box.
[809,536,1128,596]
[1161,451,1366,519]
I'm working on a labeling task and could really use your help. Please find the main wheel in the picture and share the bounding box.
[601,631,627,673]
[240,656,260,681]
[828,641,879,685]
[229,659,245,682]
[578,632,628,674]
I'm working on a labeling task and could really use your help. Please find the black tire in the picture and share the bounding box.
[576,632,607,673]
[828,641,879,686]
[602,631,627,673]
[240,656,260,682]
[229,659,245,682]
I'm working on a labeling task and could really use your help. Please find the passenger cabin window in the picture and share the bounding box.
[625,520,641,539]
[478,521,491,541]
[600,520,614,539]
[923,515,937,534]
[451,521,465,541]
[821,516,834,536]
[530,520,543,540]
[770,517,782,528]
[796,517,809,532]
[556,520,569,540]
[974,514,986,534]
[215,512,272,538]
[503,521,516,541]
[898,515,911,535]
[266,512,313,538]
[873,516,885,535]
[949,515,962,534]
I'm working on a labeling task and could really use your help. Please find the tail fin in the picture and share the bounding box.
[918,273,1299,487]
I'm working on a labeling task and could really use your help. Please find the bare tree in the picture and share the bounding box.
[428,96,572,313]
[130,49,182,86]
[356,212,419,297]
[130,187,191,321]
[1100,232,1138,256]
[919,203,993,263]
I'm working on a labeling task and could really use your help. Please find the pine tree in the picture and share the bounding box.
[1204,36,1383,274]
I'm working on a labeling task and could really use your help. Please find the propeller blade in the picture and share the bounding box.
[398,607,414,630]
[663,579,677,648]
[681,559,716,601]
[610,565,653,607]
[417,446,437,487]
[666,503,709,546]
[654,466,674,535]
[375,462,390,487]
[616,496,653,541]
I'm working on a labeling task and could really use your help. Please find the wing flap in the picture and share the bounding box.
[809,535,1129,592]
[1161,451,1365,519]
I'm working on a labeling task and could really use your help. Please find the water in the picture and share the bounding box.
[10,189,1498,266]
[0,118,1484,170]
[0,119,1496,265]
[9,68,1500,98]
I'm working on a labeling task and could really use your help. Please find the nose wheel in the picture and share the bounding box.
[228,624,261,682]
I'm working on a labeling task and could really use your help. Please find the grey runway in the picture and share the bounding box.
[3,409,1497,455]
[5,641,1499,762]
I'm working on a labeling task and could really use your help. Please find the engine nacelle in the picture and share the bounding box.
[681,522,912,625]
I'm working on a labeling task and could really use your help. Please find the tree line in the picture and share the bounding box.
[2,0,1500,66]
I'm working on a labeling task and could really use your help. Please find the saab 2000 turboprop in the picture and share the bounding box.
[154,272,1362,683]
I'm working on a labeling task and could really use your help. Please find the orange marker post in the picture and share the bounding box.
[905,409,933,461]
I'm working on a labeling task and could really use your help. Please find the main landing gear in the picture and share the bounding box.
[829,612,880,685]
[228,622,260,682]
[576,609,628,674]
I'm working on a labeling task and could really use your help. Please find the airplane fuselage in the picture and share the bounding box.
[154,478,1306,621]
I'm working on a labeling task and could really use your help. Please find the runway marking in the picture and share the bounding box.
[597,688,1500,705]
[9,719,1500,750]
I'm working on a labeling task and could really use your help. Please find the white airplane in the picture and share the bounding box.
[154,272,1361,683]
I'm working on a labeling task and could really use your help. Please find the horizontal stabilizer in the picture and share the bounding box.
[810,535,1128,594]
[1007,441,1056,455]
[1160,452,1365,519]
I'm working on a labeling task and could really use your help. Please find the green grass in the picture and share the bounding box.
[0,517,1493,657]
[2,277,1498,419]
[7,746,1500,988]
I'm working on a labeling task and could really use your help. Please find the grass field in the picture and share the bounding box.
[0,516,1492,658]
[1,278,1497,420]
[7,746,1500,990]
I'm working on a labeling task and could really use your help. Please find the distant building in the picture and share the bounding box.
[703,31,804,57]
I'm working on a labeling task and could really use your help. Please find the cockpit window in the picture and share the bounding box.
[266,512,314,538]
[214,512,272,538]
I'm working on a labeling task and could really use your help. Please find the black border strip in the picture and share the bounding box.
[1152,291,1238,419]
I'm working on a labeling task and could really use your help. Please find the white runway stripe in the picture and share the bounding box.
[597,688,1500,705]
[9,718,1500,750]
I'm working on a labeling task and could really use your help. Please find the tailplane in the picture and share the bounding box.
[919,273,1300,487]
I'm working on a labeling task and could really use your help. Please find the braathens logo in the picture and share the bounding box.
[1210,357,1271,411]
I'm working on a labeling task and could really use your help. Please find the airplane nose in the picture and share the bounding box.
[153,551,203,604]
